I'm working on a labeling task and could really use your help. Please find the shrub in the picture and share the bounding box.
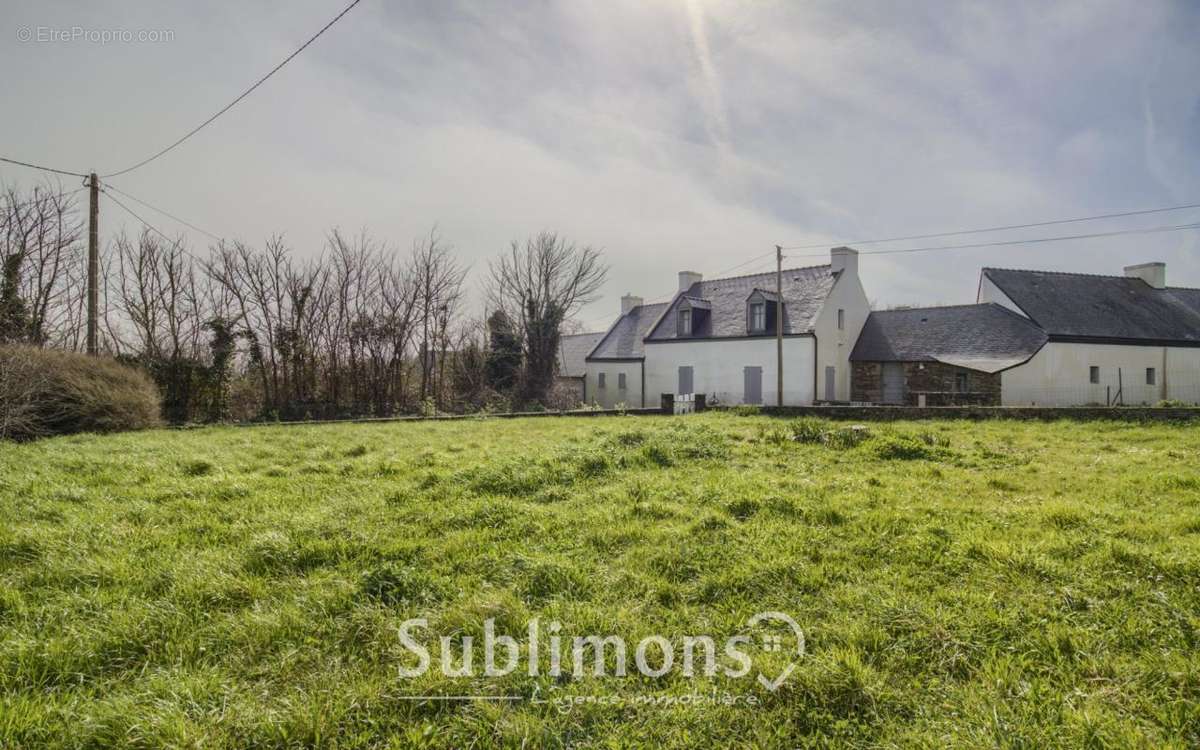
[872,434,934,461]
[0,345,162,441]
[790,417,827,444]
[1156,399,1191,408]
[730,404,761,417]
[824,425,871,449]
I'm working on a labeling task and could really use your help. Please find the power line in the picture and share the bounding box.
[100,0,365,178]
[783,221,1200,260]
[0,155,88,178]
[100,187,211,268]
[779,201,1200,250]
[102,182,225,243]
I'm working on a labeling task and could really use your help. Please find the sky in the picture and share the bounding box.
[3,0,1199,330]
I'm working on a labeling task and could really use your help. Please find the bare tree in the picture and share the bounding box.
[411,229,467,410]
[0,183,84,346]
[488,231,607,405]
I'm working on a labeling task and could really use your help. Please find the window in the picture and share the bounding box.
[1146,367,1156,386]
[955,371,969,393]
[618,372,627,390]
[749,302,765,332]
[598,372,606,389]
[1089,366,1099,384]
[837,308,845,330]
[678,308,692,336]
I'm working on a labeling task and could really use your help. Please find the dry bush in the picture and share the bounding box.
[0,345,162,440]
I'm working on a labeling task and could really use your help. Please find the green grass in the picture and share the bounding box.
[1,415,1198,748]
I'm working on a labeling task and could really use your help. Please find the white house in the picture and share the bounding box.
[585,247,870,407]
[977,263,1200,405]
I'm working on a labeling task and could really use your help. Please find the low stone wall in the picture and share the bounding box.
[734,405,1200,422]
[233,406,664,428]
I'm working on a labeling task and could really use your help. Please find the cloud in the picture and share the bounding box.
[1,0,1198,327]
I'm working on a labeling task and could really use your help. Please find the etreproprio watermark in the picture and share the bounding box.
[16,26,174,44]
[396,611,806,710]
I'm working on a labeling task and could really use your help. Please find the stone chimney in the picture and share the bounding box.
[620,294,643,315]
[678,271,702,293]
[1124,262,1165,289]
[831,246,858,277]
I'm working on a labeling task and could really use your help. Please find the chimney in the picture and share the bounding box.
[1124,262,1166,289]
[620,294,643,315]
[678,271,702,293]
[831,246,858,277]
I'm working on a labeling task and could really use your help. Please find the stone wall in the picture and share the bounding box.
[852,361,1001,406]
[741,405,1200,422]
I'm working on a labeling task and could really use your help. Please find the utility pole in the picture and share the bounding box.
[86,172,99,355]
[775,244,783,406]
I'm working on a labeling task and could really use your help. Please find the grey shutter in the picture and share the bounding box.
[678,366,693,395]
[744,366,762,404]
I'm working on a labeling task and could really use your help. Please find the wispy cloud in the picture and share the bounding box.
[684,0,732,162]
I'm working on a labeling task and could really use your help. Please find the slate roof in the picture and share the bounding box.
[850,303,1048,373]
[646,265,836,341]
[587,302,669,359]
[1168,286,1200,318]
[983,268,1200,344]
[557,331,605,377]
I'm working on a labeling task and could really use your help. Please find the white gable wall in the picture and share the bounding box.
[584,360,644,409]
[643,336,816,406]
[811,269,871,401]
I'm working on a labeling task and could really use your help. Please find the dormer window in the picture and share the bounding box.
[678,308,692,336]
[673,297,710,337]
[749,302,766,332]
[746,290,778,334]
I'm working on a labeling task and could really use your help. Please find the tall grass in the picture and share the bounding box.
[0,414,1197,747]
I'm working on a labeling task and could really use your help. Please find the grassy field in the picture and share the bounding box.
[1,414,1198,748]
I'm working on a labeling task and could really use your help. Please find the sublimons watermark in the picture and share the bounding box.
[16,26,175,44]
[398,611,806,693]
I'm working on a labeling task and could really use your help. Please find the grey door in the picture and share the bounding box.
[678,366,693,395]
[743,366,763,404]
[824,366,836,401]
[881,363,906,404]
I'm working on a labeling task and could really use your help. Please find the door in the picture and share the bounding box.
[881,363,906,404]
[678,366,693,395]
[824,366,836,401]
[743,366,763,405]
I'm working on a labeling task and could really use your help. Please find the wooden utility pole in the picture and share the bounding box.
[775,244,783,406]
[86,172,99,355]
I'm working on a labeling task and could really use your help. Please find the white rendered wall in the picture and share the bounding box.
[811,271,871,401]
[584,361,644,409]
[643,336,816,406]
[1001,342,1200,405]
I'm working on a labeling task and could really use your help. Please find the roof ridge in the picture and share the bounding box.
[983,266,1144,282]
[702,263,830,285]
[874,302,994,313]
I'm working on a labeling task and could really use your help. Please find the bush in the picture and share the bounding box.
[0,345,162,441]
[824,425,871,449]
[872,434,935,461]
[790,417,827,444]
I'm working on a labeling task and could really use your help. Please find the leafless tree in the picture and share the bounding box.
[0,183,84,346]
[411,228,467,410]
[488,231,607,404]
